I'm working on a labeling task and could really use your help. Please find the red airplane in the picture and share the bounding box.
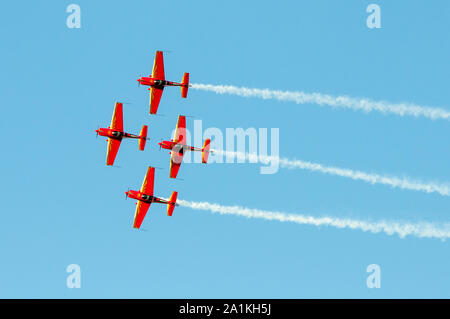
[125,166,178,229]
[137,50,190,115]
[158,115,211,179]
[95,102,148,166]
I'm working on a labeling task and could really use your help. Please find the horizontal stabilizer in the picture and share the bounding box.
[139,125,148,151]
[167,191,178,216]
[202,139,211,164]
[181,72,189,98]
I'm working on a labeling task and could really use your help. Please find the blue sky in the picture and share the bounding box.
[0,1,449,298]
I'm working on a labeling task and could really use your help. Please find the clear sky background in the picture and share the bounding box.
[0,1,449,298]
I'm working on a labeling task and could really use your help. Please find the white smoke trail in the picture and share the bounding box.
[178,199,450,240]
[191,83,450,121]
[215,150,450,197]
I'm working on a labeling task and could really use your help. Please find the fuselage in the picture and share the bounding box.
[125,190,167,204]
[137,77,182,87]
[95,127,140,140]
[158,140,198,154]
[159,140,177,150]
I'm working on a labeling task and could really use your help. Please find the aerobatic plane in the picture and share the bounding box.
[125,166,179,229]
[95,102,148,166]
[158,115,211,179]
[137,50,190,115]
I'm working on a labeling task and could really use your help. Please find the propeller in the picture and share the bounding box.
[125,188,130,200]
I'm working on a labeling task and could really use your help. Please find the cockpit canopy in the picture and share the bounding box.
[112,131,123,138]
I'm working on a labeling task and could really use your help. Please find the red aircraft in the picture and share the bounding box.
[95,102,148,166]
[158,115,211,179]
[137,50,190,115]
[125,166,178,229]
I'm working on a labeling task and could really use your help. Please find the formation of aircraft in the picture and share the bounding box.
[137,50,190,115]
[159,115,211,179]
[95,50,207,229]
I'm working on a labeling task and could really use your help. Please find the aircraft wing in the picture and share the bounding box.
[173,115,186,144]
[106,138,121,166]
[110,102,123,132]
[152,51,165,80]
[140,166,155,196]
[149,87,164,115]
[169,151,184,178]
[132,200,151,229]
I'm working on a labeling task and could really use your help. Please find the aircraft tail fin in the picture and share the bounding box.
[167,191,178,216]
[181,72,189,98]
[202,138,211,164]
[139,125,148,151]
